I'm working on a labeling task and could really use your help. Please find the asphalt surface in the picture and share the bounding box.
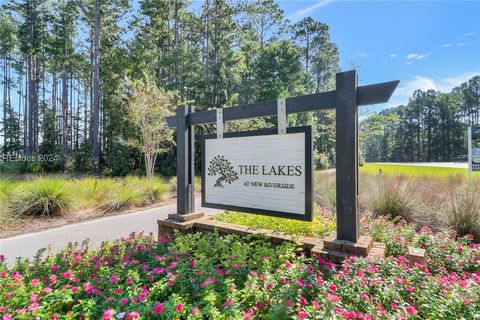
[369,162,468,169]
[0,198,219,266]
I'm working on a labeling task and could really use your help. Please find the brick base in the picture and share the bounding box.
[157,215,385,263]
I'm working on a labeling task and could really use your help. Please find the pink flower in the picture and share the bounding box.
[329,283,337,292]
[256,301,263,309]
[27,302,39,311]
[327,294,341,303]
[30,278,40,286]
[170,262,177,269]
[62,270,72,279]
[312,300,320,310]
[207,277,217,284]
[224,299,233,307]
[299,296,308,306]
[153,303,164,314]
[284,261,292,268]
[102,308,115,320]
[298,311,307,319]
[126,311,139,320]
[189,259,196,266]
[120,298,128,305]
[296,279,305,287]
[191,307,200,316]
[51,265,58,272]
[406,305,417,315]
[176,303,184,313]
[2,314,12,320]
[126,277,133,285]
[109,275,118,283]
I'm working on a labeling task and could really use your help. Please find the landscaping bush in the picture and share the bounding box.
[0,231,478,319]
[215,211,336,238]
[440,183,480,241]
[100,177,170,213]
[7,178,73,218]
[369,175,416,219]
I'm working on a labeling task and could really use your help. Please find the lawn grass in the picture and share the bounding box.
[360,163,479,177]
[214,211,336,238]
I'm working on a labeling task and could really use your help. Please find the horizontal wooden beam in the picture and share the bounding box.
[166,80,399,128]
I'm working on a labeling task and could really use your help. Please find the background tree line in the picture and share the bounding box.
[361,75,480,163]
[0,0,340,176]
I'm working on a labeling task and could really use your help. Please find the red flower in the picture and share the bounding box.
[405,305,417,315]
[299,296,308,306]
[329,283,337,292]
[176,303,184,313]
[298,311,307,319]
[153,303,163,314]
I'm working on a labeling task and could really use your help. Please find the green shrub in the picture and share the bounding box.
[7,178,73,217]
[441,183,480,241]
[369,175,416,219]
[214,211,336,238]
[100,184,145,213]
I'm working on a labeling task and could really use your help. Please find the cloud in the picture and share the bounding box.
[415,54,430,60]
[359,52,367,58]
[389,54,397,58]
[464,32,476,36]
[406,53,430,62]
[458,42,465,47]
[289,0,336,19]
[387,71,480,108]
[441,43,452,48]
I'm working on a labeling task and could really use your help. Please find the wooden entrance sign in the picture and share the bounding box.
[166,70,399,243]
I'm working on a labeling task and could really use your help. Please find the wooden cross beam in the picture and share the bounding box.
[168,70,399,242]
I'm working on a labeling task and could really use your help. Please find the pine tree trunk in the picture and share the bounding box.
[3,54,7,147]
[91,0,101,174]
[61,61,68,171]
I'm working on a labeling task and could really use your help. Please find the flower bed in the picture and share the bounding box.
[1,228,479,319]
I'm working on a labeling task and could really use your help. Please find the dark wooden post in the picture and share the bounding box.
[335,70,359,242]
[176,105,195,214]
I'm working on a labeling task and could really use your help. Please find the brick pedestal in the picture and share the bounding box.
[157,215,385,264]
[157,212,204,235]
[311,233,386,263]
[407,247,426,266]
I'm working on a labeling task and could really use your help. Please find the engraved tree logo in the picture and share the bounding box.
[207,155,238,188]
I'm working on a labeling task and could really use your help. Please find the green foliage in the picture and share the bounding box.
[100,176,170,213]
[360,163,478,178]
[7,178,73,217]
[0,231,478,319]
[214,211,335,238]
[103,142,143,177]
[313,150,332,170]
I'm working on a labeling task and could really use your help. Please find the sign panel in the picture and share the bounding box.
[202,126,312,221]
[472,126,480,172]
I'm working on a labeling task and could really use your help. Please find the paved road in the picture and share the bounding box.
[369,162,468,169]
[0,199,219,265]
